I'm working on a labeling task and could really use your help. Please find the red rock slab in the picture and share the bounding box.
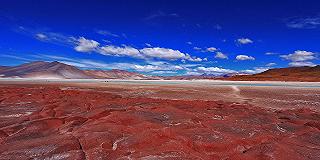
[0,84,319,159]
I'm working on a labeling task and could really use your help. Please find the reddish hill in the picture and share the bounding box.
[84,69,157,79]
[0,61,157,79]
[0,66,9,72]
[228,65,320,82]
[0,61,91,79]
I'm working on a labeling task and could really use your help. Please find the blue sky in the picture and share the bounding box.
[0,0,319,76]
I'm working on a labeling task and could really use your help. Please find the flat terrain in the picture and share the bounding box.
[0,79,320,159]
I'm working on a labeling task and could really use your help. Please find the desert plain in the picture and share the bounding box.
[0,79,320,159]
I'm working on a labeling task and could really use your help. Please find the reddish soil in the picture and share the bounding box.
[0,84,320,159]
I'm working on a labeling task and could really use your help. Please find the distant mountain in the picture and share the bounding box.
[0,61,158,79]
[1,61,319,81]
[164,75,217,80]
[0,61,91,79]
[0,66,10,71]
[84,69,158,80]
[163,72,249,80]
[227,65,320,82]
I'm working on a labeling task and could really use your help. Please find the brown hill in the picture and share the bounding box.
[0,61,91,79]
[0,61,157,79]
[84,69,157,79]
[228,65,320,82]
[0,66,9,72]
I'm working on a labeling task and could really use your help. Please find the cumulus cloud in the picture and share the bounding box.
[101,45,204,62]
[133,65,162,72]
[280,50,316,62]
[289,61,316,67]
[214,52,228,59]
[99,45,142,58]
[185,66,268,76]
[151,71,177,75]
[236,55,255,61]
[140,47,185,60]
[185,55,203,62]
[194,66,236,75]
[186,41,193,45]
[241,67,269,74]
[236,38,253,44]
[24,27,204,62]
[74,37,100,52]
[280,50,317,67]
[140,47,203,61]
[206,47,218,52]
[133,63,184,72]
[193,47,218,53]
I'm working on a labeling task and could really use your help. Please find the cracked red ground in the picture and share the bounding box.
[0,84,319,159]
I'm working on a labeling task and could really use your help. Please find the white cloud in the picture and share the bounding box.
[214,52,228,59]
[193,47,217,53]
[241,67,269,74]
[35,33,48,40]
[31,31,76,46]
[280,50,317,67]
[186,41,193,45]
[24,28,204,62]
[266,62,276,66]
[96,30,120,37]
[133,63,184,72]
[185,71,203,76]
[286,16,320,29]
[99,45,142,58]
[289,61,316,67]
[74,37,100,52]
[186,55,203,62]
[140,47,185,60]
[206,47,218,52]
[133,65,162,72]
[280,50,316,62]
[265,52,279,55]
[194,66,236,75]
[100,46,204,62]
[193,47,202,51]
[236,55,255,61]
[236,38,253,44]
[140,47,202,61]
[145,43,152,47]
[151,71,177,75]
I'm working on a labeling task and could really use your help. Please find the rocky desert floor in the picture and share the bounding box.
[0,80,320,159]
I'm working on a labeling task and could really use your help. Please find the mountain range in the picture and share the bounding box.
[0,61,154,79]
[227,65,320,82]
[0,61,319,81]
